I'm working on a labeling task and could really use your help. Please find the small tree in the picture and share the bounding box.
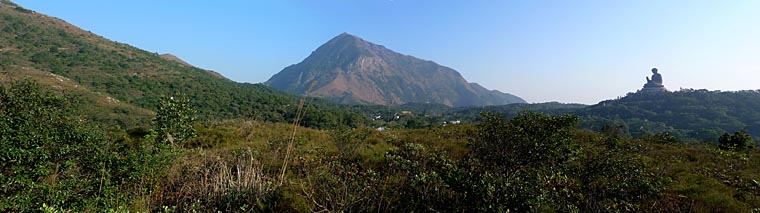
[122,95,198,206]
[152,95,197,147]
[719,129,753,151]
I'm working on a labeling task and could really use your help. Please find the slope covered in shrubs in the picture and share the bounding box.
[4,81,758,211]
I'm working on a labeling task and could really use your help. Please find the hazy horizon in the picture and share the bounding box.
[13,0,760,104]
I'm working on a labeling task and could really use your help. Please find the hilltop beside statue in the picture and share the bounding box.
[640,68,667,93]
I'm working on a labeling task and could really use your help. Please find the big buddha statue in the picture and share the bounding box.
[640,68,667,93]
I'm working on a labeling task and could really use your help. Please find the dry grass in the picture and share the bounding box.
[158,148,276,211]
[279,81,318,185]
[190,120,335,153]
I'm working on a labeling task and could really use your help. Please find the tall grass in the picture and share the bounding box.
[158,149,276,211]
[279,81,318,185]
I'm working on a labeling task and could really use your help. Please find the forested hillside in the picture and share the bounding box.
[0,1,366,129]
[579,90,760,141]
[413,91,760,143]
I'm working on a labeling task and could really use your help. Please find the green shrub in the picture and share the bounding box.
[153,95,197,147]
[719,130,754,151]
[382,143,461,211]
[469,111,578,175]
[0,80,109,211]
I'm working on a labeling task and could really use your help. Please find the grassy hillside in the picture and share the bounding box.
[0,1,366,129]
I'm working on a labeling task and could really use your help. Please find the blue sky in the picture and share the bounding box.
[14,0,760,104]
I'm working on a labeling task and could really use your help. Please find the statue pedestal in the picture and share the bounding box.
[639,83,667,93]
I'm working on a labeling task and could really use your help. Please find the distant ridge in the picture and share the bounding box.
[266,33,526,107]
[159,53,228,80]
[159,54,192,67]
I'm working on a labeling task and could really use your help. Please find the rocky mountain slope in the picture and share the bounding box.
[266,33,525,107]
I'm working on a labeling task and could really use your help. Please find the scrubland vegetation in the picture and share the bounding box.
[2,80,759,212]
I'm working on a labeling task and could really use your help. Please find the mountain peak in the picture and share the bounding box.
[266,34,525,107]
[337,32,355,37]
[328,32,361,42]
[335,32,364,40]
[321,32,373,51]
[298,33,384,69]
